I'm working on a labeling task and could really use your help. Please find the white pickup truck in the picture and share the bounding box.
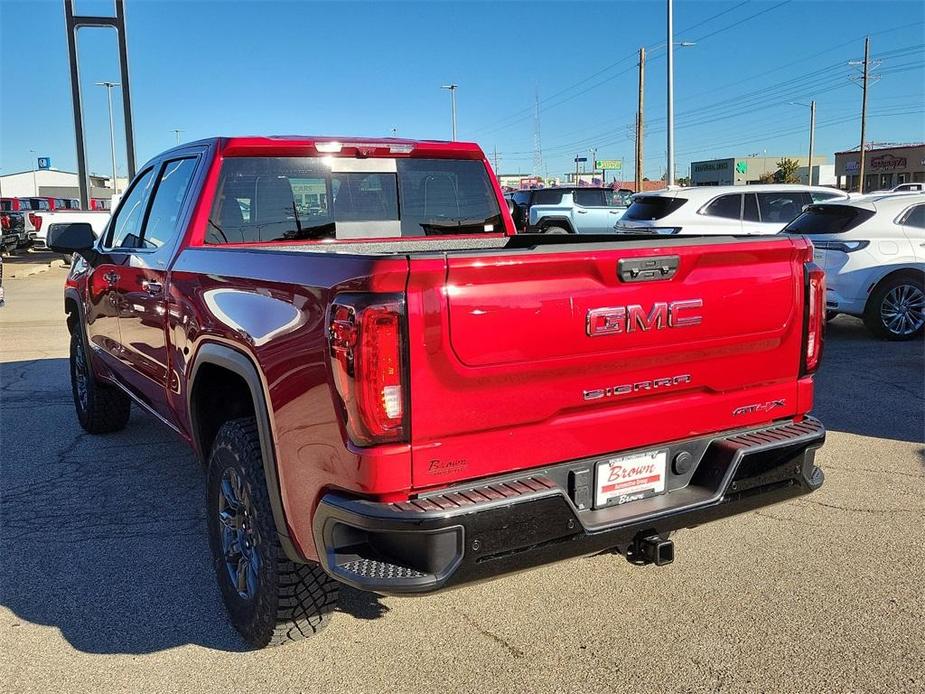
[31,210,111,250]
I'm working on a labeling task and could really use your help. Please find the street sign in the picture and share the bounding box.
[37,157,52,170]
[574,156,587,163]
[596,159,622,170]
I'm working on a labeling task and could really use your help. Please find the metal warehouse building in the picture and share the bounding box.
[834,143,925,192]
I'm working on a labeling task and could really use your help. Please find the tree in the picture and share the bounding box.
[759,171,776,184]
[774,157,801,184]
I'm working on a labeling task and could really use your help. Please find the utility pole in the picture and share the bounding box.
[808,100,816,185]
[635,47,646,192]
[666,0,675,186]
[492,146,501,174]
[589,148,597,182]
[96,81,121,194]
[441,84,458,140]
[857,36,871,194]
[532,88,544,179]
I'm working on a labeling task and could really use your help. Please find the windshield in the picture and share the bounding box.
[207,156,502,243]
[621,196,687,221]
[783,205,875,235]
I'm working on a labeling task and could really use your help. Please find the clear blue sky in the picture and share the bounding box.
[2,0,923,182]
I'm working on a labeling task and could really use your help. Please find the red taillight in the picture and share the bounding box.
[1,216,9,230]
[329,295,406,446]
[29,213,42,231]
[803,262,825,374]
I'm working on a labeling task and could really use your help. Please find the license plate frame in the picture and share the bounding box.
[594,448,668,508]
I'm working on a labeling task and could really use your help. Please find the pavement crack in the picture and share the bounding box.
[455,609,524,658]
[796,499,917,515]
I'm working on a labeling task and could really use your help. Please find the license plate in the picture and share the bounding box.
[595,449,667,508]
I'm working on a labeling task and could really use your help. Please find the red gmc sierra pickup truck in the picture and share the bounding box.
[49,136,826,648]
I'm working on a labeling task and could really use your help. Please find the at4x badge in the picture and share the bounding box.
[733,399,786,416]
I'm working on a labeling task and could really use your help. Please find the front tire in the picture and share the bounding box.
[206,417,339,648]
[543,225,570,235]
[69,328,131,433]
[862,274,924,340]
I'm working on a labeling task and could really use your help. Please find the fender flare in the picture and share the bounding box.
[188,342,304,563]
[535,215,575,233]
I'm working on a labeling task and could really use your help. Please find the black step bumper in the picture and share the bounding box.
[312,417,825,595]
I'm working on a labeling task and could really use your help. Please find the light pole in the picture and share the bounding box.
[96,81,121,194]
[789,100,816,184]
[171,129,183,145]
[29,148,37,196]
[666,0,696,187]
[441,84,458,140]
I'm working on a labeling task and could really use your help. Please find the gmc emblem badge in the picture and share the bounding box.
[586,300,703,336]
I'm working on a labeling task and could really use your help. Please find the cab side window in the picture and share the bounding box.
[107,168,155,249]
[703,194,742,220]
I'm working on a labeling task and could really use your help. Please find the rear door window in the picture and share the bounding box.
[703,194,742,220]
[621,196,687,221]
[783,205,875,234]
[573,189,605,207]
[900,204,925,229]
[756,192,807,224]
[142,158,198,249]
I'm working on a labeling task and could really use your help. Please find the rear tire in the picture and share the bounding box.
[206,417,339,648]
[69,328,131,434]
[862,274,924,341]
[544,225,570,235]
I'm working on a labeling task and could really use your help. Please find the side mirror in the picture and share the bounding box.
[47,222,97,257]
[506,198,516,216]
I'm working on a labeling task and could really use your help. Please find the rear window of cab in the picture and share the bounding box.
[206,157,502,243]
[621,196,687,221]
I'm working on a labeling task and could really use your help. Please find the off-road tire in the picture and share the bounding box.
[825,310,839,322]
[544,225,570,235]
[69,328,131,433]
[206,417,339,648]
[862,274,924,341]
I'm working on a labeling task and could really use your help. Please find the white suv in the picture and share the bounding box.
[616,184,847,235]
[784,193,924,340]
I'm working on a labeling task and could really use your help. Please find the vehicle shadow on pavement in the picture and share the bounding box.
[812,316,924,444]
[0,357,388,654]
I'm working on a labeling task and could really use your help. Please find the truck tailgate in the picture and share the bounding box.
[405,237,809,490]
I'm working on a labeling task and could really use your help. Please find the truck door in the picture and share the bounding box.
[84,167,155,374]
[116,156,200,422]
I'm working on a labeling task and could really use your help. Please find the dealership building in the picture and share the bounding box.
[834,143,925,191]
[689,155,832,186]
[0,169,126,202]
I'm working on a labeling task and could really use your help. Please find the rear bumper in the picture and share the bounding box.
[313,417,825,595]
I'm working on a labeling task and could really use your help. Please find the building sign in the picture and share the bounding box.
[596,160,622,170]
[845,160,860,173]
[735,161,747,174]
[871,154,907,170]
[574,156,587,163]
[692,160,730,172]
[519,176,544,189]
[37,157,52,170]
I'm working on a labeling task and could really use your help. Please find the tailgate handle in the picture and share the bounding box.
[618,256,680,282]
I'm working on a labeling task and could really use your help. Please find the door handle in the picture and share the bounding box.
[142,280,163,296]
[576,209,589,214]
[103,271,119,286]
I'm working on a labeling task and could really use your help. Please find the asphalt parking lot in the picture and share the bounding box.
[1,257,923,693]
